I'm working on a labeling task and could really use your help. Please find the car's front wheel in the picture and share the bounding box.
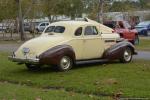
[57,56,73,71]
[25,63,41,70]
[120,47,133,63]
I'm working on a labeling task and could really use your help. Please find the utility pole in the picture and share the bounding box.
[16,0,25,41]
[98,0,104,23]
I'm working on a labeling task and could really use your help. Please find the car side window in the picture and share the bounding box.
[75,27,82,36]
[93,26,98,35]
[84,26,98,35]
[46,23,49,26]
[40,23,45,26]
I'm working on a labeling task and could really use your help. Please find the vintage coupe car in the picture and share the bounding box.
[103,20,139,45]
[9,18,137,71]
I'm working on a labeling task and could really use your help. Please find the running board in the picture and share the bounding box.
[76,59,108,65]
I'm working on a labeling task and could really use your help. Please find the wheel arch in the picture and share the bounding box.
[126,45,134,54]
[39,45,76,65]
[103,41,137,60]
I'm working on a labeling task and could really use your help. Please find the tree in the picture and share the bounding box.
[139,0,150,10]
[42,0,84,22]
[99,0,104,23]
[0,0,17,21]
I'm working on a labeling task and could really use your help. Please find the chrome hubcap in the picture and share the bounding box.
[124,49,131,61]
[60,56,71,69]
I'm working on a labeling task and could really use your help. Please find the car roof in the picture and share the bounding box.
[137,21,150,26]
[44,18,114,35]
[50,21,93,27]
[139,21,150,23]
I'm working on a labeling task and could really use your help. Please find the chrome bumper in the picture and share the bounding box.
[8,56,39,64]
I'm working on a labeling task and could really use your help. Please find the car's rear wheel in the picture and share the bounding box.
[57,56,73,71]
[120,47,133,63]
[25,63,41,70]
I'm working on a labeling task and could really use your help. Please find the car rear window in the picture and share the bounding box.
[54,26,65,33]
[45,26,65,33]
[45,26,55,33]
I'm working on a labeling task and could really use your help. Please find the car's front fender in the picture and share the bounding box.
[103,41,137,60]
[39,45,76,65]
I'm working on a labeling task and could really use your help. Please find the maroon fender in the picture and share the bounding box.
[103,41,137,60]
[39,45,75,65]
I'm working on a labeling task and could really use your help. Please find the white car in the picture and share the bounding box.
[35,22,50,33]
[9,18,137,71]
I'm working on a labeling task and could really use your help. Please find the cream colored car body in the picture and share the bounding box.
[14,19,120,61]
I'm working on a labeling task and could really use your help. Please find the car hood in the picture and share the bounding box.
[15,35,69,58]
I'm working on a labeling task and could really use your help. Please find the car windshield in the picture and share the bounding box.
[45,26,65,33]
[104,21,116,28]
[137,22,150,26]
[104,23,114,28]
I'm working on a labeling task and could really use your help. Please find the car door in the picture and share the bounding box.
[123,21,135,40]
[69,27,84,60]
[82,26,104,59]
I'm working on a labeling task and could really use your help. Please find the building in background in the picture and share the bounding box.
[104,10,150,26]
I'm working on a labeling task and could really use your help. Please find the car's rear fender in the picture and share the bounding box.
[103,41,137,60]
[39,45,76,65]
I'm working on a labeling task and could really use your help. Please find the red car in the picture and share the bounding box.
[104,20,139,45]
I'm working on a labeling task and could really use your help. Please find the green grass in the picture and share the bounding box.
[136,39,150,51]
[0,82,107,100]
[0,52,150,99]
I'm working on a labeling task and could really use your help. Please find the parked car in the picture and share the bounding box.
[0,23,3,32]
[35,22,50,33]
[9,18,137,71]
[0,20,17,33]
[24,22,31,32]
[135,21,150,36]
[103,20,139,45]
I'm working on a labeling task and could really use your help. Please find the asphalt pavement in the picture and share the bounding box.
[133,51,150,60]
